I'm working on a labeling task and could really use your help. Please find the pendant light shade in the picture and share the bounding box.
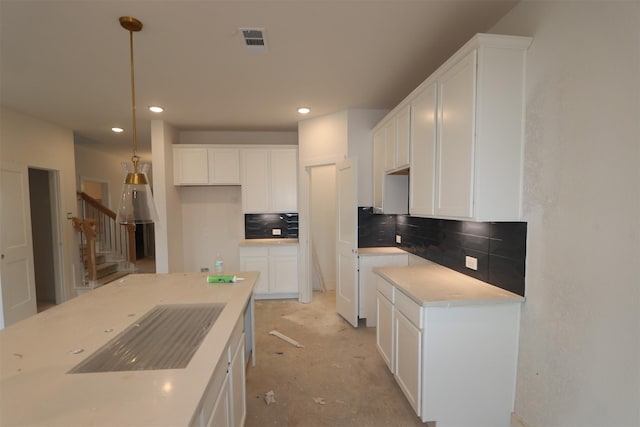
[116,16,158,225]
[116,160,158,224]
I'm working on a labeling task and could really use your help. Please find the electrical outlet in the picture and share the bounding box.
[200,267,210,272]
[272,228,282,236]
[395,235,402,244]
[465,256,478,271]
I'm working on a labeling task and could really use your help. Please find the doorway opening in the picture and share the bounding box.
[309,164,337,295]
[28,168,64,313]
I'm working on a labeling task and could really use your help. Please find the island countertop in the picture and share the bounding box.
[374,262,524,307]
[0,271,257,427]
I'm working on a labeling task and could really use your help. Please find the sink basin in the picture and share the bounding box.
[69,303,225,373]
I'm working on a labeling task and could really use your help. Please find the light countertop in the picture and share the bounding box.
[374,263,524,307]
[240,238,299,246]
[0,271,257,427]
[358,247,407,256]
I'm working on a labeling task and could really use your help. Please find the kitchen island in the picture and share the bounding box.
[0,271,257,427]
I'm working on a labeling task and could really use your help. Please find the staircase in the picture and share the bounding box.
[74,192,137,292]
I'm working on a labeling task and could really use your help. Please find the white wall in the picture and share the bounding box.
[74,145,129,213]
[298,111,350,302]
[151,120,184,273]
[0,107,80,301]
[179,130,297,145]
[297,109,389,302]
[180,186,244,273]
[490,2,640,426]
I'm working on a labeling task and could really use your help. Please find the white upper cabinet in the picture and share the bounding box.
[387,33,532,221]
[395,105,411,169]
[435,51,476,218]
[269,149,298,213]
[382,105,411,174]
[208,149,241,185]
[241,147,297,213]
[409,82,437,217]
[173,146,240,185]
[372,129,385,212]
[173,146,209,185]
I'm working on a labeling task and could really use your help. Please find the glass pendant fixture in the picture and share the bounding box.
[116,16,158,225]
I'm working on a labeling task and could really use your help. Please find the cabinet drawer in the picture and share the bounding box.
[395,290,422,328]
[376,276,395,303]
[239,246,269,257]
[270,245,298,256]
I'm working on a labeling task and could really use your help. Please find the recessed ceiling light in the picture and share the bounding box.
[297,107,310,114]
[112,127,124,133]
[149,106,164,113]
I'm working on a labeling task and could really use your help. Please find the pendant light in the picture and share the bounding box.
[115,16,158,225]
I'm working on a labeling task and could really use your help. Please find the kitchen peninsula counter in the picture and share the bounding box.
[375,261,524,306]
[0,272,257,427]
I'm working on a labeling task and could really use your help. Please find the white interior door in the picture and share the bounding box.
[336,158,358,327]
[1,162,37,328]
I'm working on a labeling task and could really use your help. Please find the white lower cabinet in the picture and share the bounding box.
[376,274,521,427]
[207,375,230,427]
[229,333,246,427]
[239,245,298,299]
[394,295,423,416]
[375,290,394,372]
[194,317,247,427]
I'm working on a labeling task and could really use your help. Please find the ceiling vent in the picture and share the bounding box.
[240,27,267,52]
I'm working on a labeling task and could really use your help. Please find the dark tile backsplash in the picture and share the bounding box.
[245,213,299,239]
[358,207,396,247]
[359,208,527,296]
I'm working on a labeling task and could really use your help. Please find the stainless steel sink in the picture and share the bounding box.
[69,303,225,373]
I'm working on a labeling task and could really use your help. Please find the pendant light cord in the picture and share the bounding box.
[128,29,139,166]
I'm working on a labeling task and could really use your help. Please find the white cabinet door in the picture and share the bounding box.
[229,334,246,427]
[269,246,298,294]
[410,83,437,217]
[395,309,422,416]
[209,149,240,185]
[376,290,394,373]
[207,375,230,427]
[241,148,298,213]
[239,247,269,294]
[395,105,411,169]
[383,120,396,172]
[241,149,270,213]
[173,147,209,185]
[372,129,385,212]
[240,245,298,297]
[270,149,297,212]
[436,51,476,218]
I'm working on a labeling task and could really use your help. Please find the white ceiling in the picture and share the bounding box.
[1,0,518,156]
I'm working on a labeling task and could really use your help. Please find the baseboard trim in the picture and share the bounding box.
[511,412,529,427]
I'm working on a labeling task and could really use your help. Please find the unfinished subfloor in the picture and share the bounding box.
[245,290,427,427]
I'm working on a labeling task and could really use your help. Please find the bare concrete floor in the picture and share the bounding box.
[245,290,426,427]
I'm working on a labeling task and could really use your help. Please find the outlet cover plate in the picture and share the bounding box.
[395,235,401,244]
[272,228,282,236]
[465,256,478,271]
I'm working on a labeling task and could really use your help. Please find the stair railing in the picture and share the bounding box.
[76,192,136,272]
[72,217,98,282]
